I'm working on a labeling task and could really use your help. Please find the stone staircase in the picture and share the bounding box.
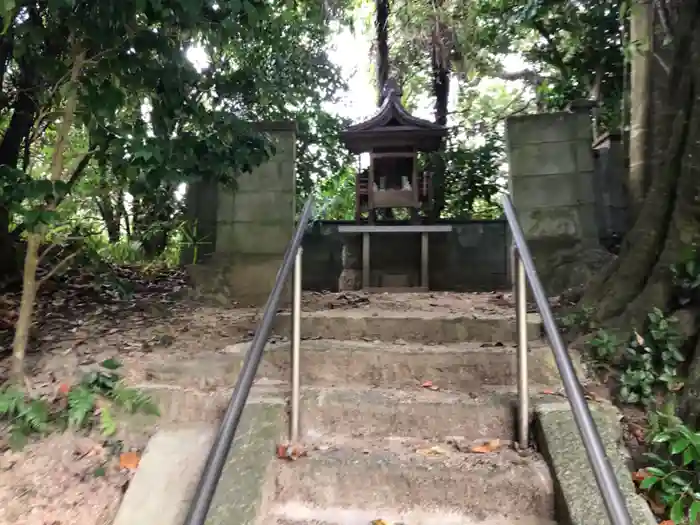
[115,294,653,525]
[258,303,560,525]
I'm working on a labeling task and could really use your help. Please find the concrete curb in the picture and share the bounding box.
[534,401,656,525]
[113,402,284,525]
[113,424,216,525]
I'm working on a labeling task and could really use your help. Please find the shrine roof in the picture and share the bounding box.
[340,79,447,154]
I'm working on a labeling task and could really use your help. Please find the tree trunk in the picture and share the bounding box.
[580,0,700,422]
[375,0,389,102]
[428,3,450,221]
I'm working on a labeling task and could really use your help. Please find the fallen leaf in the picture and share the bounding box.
[371,520,390,525]
[668,381,684,392]
[470,439,501,454]
[421,380,433,388]
[119,451,141,470]
[542,389,555,395]
[658,521,674,525]
[416,445,448,457]
[58,383,71,394]
[631,469,648,483]
[276,443,306,461]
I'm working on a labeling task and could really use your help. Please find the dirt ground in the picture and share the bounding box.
[0,289,519,525]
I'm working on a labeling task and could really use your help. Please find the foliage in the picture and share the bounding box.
[0,358,158,450]
[0,0,353,271]
[619,309,685,405]
[559,305,597,333]
[440,129,504,219]
[639,407,700,524]
[481,0,625,131]
[586,329,619,364]
[671,246,700,307]
[313,165,356,220]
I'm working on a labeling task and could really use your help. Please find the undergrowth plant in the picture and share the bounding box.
[671,246,700,307]
[0,358,158,450]
[619,308,685,405]
[640,405,700,524]
[559,305,598,333]
[586,329,619,366]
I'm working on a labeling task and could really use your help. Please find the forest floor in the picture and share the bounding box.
[0,263,531,525]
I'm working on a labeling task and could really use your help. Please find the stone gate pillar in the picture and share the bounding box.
[505,111,599,291]
[182,122,296,306]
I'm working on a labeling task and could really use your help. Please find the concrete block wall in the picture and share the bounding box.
[506,111,599,265]
[183,122,296,305]
[301,221,510,293]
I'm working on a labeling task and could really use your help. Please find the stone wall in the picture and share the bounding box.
[182,122,296,306]
[506,111,599,271]
[301,221,510,292]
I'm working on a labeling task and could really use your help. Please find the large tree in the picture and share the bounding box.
[580,0,700,425]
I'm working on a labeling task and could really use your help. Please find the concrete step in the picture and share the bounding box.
[274,310,541,344]
[299,386,556,442]
[236,339,559,390]
[270,440,555,520]
[144,340,560,392]
[264,504,558,525]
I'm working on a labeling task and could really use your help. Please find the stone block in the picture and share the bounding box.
[517,206,583,240]
[227,191,294,223]
[511,172,596,209]
[215,222,292,256]
[508,142,579,177]
[236,161,294,194]
[507,112,593,145]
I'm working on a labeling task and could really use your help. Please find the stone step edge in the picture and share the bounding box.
[264,501,558,525]
[222,339,553,355]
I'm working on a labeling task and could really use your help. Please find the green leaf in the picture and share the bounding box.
[645,467,666,477]
[101,358,122,370]
[682,447,695,466]
[670,498,685,525]
[671,438,690,455]
[639,476,659,490]
[689,500,700,525]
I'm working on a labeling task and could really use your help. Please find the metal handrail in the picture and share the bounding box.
[502,194,633,525]
[183,196,314,525]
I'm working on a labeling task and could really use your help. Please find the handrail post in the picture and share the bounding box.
[290,246,303,443]
[501,194,632,525]
[514,248,529,449]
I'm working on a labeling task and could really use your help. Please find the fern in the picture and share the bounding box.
[111,383,159,416]
[20,399,50,432]
[0,387,26,417]
[99,405,117,436]
[0,357,159,450]
[67,386,95,428]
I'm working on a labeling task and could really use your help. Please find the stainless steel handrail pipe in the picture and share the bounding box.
[502,194,632,525]
[183,196,314,525]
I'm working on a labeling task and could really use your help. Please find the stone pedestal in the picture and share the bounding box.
[338,235,362,291]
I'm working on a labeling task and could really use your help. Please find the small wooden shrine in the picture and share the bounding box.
[335,78,452,292]
[339,79,447,224]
